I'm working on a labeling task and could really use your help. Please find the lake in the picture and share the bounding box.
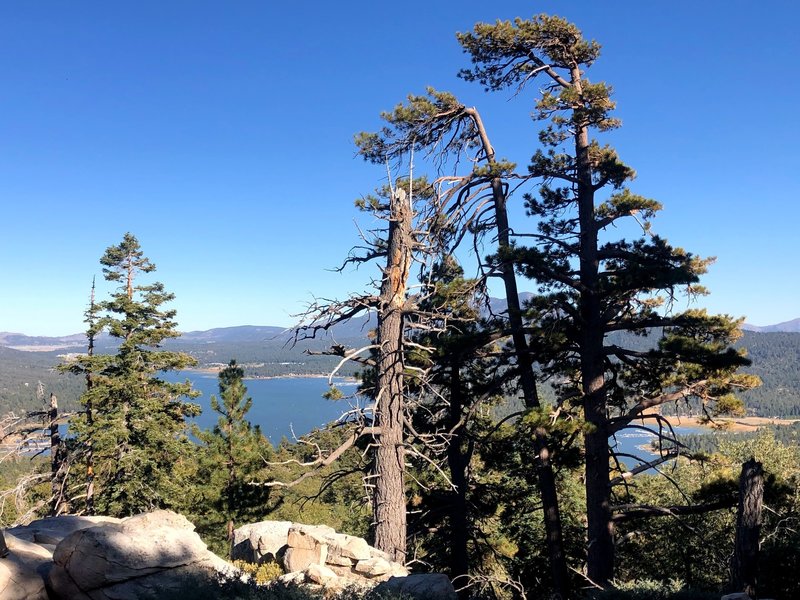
[167,371,704,470]
[611,424,703,473]
[164,371,363,444]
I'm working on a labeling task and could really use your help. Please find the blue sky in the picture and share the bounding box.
[1,1,798,336]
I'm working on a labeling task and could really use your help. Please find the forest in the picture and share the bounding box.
[2,13,799,600]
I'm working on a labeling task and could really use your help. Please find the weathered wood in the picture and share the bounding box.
[730,458,764,598]
[373,186,412,563]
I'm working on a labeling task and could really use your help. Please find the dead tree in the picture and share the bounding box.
[0,383,74,521]
[48,392,68,515]
[294,173,455,563]
[355,90,569,596]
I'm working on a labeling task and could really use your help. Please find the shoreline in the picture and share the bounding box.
[642,413,799,433]
[183,367,358,383]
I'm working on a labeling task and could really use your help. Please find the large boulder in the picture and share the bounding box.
[231,520,292,563]
[0,532,53,600]
[1,515,121,600]
[6,515,119,547]
[375,573,458,600]
[45,510,229,600]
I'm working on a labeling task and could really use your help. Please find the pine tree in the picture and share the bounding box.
[457,14,759,584]
[194,360,270,552]
[64,233,200,515]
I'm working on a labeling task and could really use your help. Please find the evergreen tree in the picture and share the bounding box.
[63,233,200,515]
[457,14,759,584]
[194,360,271,553]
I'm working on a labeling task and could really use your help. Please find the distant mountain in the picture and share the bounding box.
[743,318,800,333]
[177,325,287,343]
[0,332,86,351]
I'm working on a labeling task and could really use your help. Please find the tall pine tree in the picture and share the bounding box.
[64,233,200,515]
[457,15,759,584]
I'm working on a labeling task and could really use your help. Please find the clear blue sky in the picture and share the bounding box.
[1,1,798,336]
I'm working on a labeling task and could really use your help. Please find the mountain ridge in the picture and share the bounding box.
[3,312,800,350]
[742,318,800,333]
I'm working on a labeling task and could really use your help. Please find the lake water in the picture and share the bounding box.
[164,371,363,444]
[166,371,704,470]
[611,424,702,473]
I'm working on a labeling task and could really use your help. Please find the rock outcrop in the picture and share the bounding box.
[46,510,229,599]
[2,511,228,600]
[235,520,456,598]
[0,531,52,600]
[2,515,118,600]
[231,520,293,563]
[2,513,456,599]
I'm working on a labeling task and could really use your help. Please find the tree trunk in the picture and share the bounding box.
[467,107,569,599]
[731,458,764,598]
[569,65,615,586]
[85,276,96,515]
[446,362,470,592]
[49,393,65,516]
[373,186,412,563]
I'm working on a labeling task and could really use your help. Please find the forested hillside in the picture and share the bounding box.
[738,332,800,416]
[0,347,84,414]
[2,326,799,417]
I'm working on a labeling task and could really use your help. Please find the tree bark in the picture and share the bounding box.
[730,458,764,598]
[373,187,412,563]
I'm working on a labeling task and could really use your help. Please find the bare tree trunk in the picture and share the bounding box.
[85,276,97,515]
[373,187,412,563]
[731,459,764,598]
[467,107,569,598]
[49,393,65,516]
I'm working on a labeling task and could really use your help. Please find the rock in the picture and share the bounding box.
[325,551,355,567]
[354,557,393,577]
[369,547,391,561]
[284,545,328,573]
[328,534,371,562]
[6,515,119,547]
[231,520,292,563]
[235,519,411,591]
[376,573,458,600]
[304,563,338,585]
[277,571,306,585]
[1,517,120,600]
[287,524,335,550]
[46,509,230,600]
[0,532,52,600]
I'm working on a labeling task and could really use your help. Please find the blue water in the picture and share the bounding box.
[611,424,702,473]
[163,371,363,444]
[165,370,704,470]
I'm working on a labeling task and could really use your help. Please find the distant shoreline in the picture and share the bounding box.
[642,413,799,433]
[183,367,358,383]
